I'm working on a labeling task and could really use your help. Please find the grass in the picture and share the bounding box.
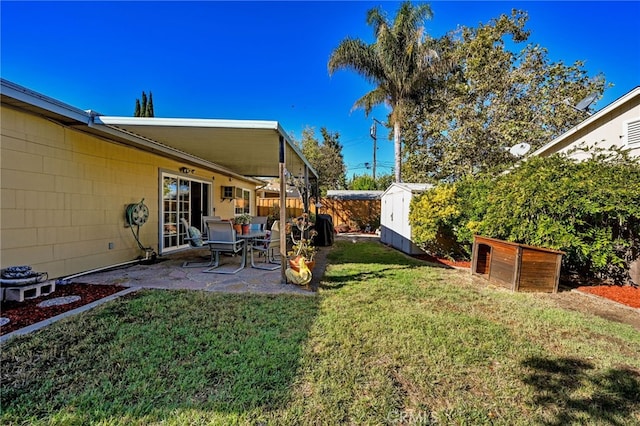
[1,239,639,425]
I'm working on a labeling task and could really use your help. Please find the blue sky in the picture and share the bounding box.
[2,1,639,178]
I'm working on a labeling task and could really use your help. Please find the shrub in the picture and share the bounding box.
[410,150,640,283]
[409,184,461,258]
[409,175,492,259]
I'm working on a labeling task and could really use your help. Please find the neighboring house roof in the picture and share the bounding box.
[326,190,383,200]
[381,182,433,197]
[530,86,640,159]
[258,178,301,197]
[0,78,317,182]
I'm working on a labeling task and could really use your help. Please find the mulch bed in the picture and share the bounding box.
[577,285,640,309]
[413,253,471,269]
[1,283,126,335]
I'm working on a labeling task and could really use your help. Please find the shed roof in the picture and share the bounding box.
[382,182,434,197]
[326,190,383,200]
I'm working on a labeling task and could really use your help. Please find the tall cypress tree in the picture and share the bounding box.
[146,92,154,117]
[141,92,147,116]
[133,91,155,117]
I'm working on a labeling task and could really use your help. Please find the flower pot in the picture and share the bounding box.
[241,224,250,235]
[288,256,315,272]
[233,224,242,234]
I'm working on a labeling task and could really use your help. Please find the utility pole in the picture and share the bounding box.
[369,118,383,182]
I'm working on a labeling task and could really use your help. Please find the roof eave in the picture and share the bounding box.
[531,86,640,157]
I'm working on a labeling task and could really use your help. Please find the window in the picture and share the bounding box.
[221,185,234,200]
[234,188,251,215]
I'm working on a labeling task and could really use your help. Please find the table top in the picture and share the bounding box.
[236,231,267,240]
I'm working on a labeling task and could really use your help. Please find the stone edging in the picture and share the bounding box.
[0,287,140,344]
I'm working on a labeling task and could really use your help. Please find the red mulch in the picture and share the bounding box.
[577,285,640,309]
[413,253,472,269]
[1,283,126,335]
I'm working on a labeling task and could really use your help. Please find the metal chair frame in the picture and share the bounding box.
[202,220,246,274]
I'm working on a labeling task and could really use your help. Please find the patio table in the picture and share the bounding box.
[237,231,267,268]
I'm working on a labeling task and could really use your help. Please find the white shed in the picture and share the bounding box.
[380,183,433,255]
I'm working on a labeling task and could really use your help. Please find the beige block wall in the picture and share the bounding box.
[1,106,256,279]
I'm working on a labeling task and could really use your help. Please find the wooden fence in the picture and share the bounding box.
[257,197,381,232]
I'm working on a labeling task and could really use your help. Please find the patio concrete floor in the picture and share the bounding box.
[72,235,381,295]
[75,249,317,295]
[72,234,380,295]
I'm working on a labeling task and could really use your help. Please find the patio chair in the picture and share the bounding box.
[201,215,221,239]
[180,218,213,268]
[203,220,246,274]
[249,220,281,270]
[250,215,268,232]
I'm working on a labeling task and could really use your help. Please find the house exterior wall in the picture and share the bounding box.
[1,105,256,279]
[537,92,640,160]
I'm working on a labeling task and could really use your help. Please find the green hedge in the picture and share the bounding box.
[409,151,640,283]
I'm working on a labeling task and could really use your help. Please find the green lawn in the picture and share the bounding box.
[2,240,639,425]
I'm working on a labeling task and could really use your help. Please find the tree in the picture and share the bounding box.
[402,10,606,183]
[145,92,154,117]
[348,174,377,190]
[328,1,450,183]
[133,91,155,117]
[348,172,393,190]
[298,126,347,196]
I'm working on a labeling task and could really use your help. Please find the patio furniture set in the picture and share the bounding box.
[181,217,281,274]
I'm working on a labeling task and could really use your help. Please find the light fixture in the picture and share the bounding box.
[179,167,195,174]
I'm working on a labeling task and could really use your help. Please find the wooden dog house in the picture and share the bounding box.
[471,236,564,293]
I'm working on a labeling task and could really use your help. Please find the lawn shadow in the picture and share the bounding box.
[521,356,640,425]
[318,266,414,291]
[317,239,434,291]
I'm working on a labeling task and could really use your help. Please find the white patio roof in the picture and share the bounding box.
[92,116,317,180]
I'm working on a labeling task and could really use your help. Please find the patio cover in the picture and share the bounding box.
[91,116,317,180]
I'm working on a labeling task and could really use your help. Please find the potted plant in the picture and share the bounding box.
[287,213,318,271]
[232,215,244,234]
[237,213,252,234]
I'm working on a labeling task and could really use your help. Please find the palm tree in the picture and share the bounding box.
[328,1,442,183]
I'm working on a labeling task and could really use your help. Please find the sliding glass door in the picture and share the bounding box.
[161,172,211,253]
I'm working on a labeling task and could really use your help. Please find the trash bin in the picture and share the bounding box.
[314,214,334,247]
